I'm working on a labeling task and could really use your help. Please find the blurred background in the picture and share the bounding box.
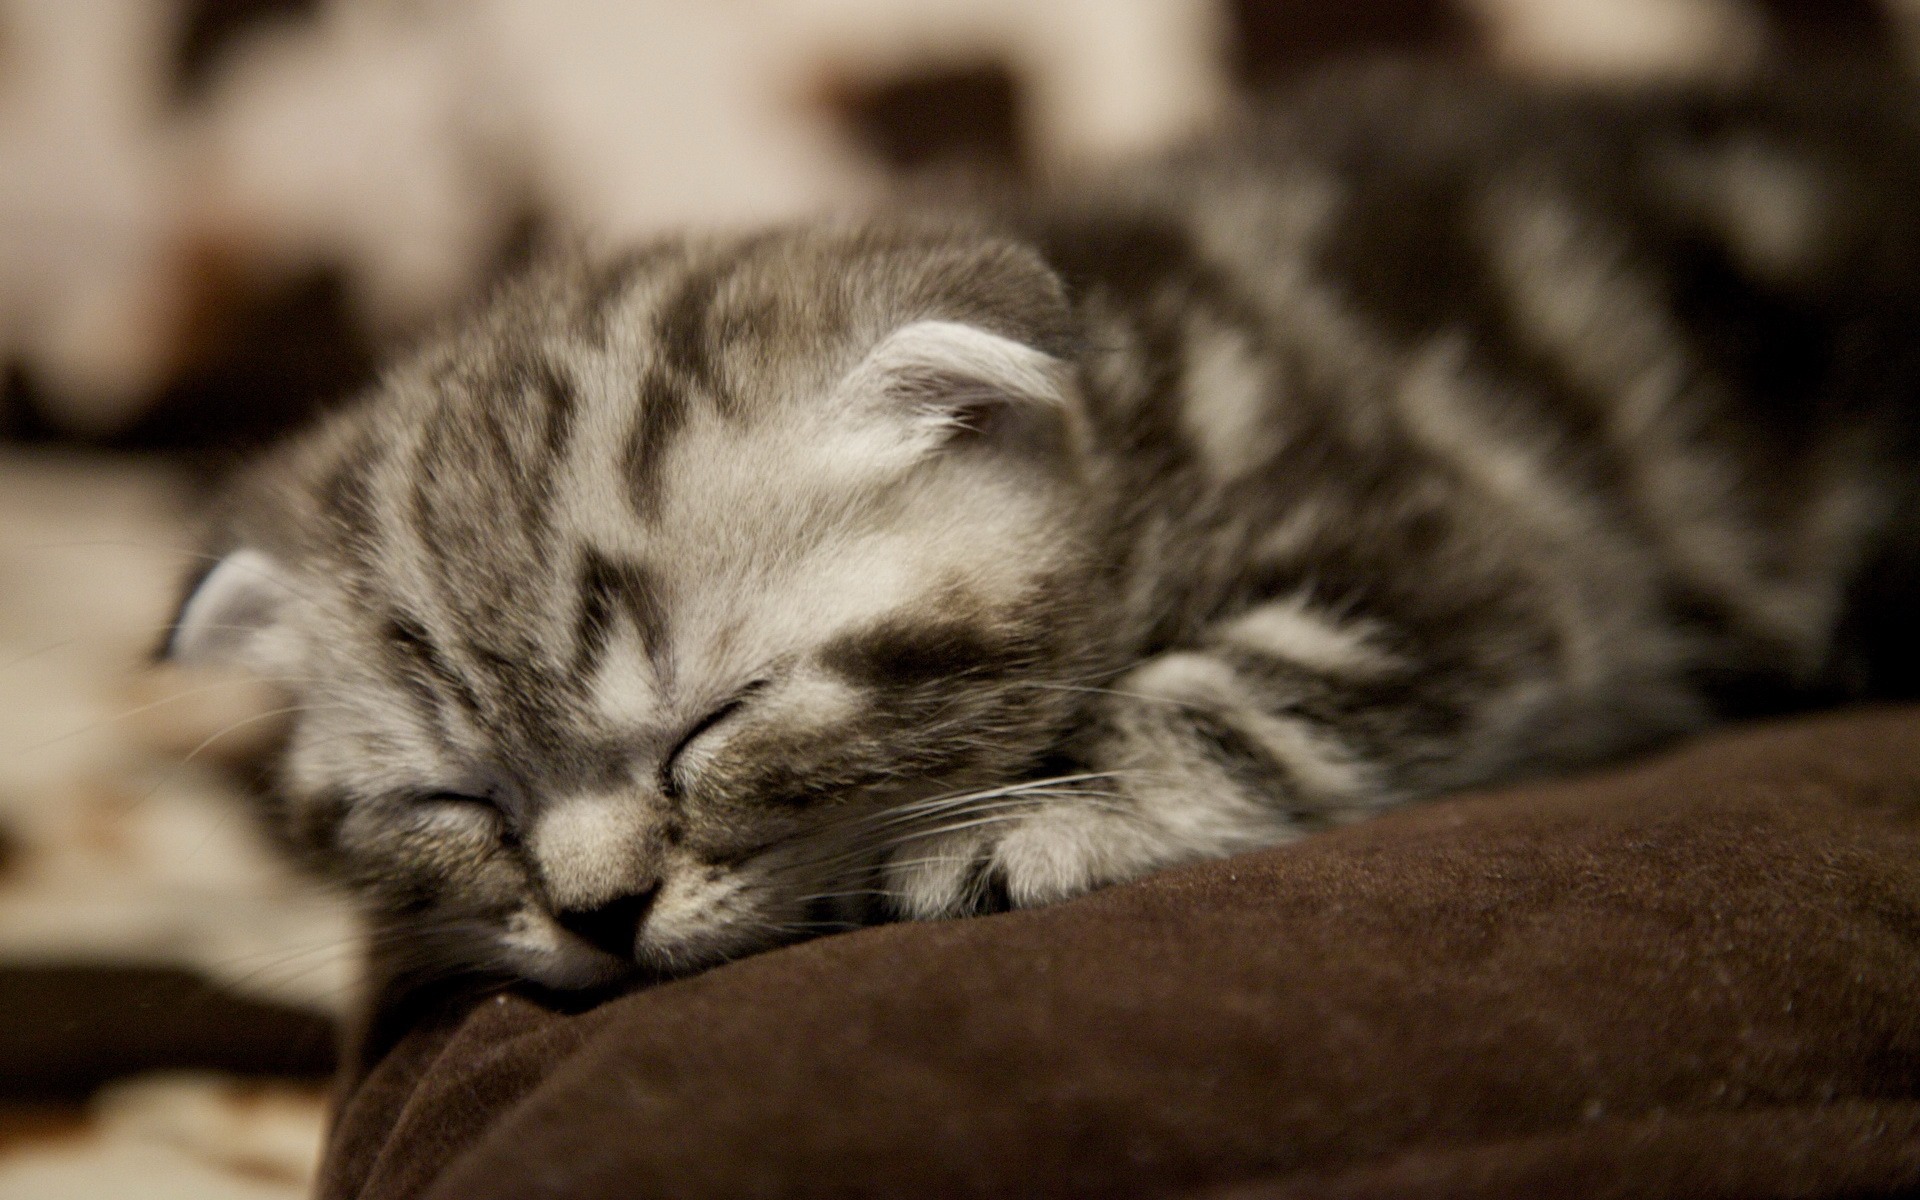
[0,1,1914,1195]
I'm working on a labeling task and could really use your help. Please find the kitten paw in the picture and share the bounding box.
[881,786,1164,919]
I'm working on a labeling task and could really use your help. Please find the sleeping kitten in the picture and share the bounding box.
[166,65,1920,988]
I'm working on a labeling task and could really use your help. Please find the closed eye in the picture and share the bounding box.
[414,789,518,843]
[422,790,492,808]
[661,682,766,797]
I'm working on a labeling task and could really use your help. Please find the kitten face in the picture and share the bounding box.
[169,229,1101,986]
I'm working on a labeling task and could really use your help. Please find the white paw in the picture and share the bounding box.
[880,789,1165,919]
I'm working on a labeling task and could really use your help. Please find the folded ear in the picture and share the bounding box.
[835,320,1074,465]
[164,547,302,674]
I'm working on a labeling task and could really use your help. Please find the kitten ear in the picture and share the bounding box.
[838,320,1073,461]
[165,547,302,673]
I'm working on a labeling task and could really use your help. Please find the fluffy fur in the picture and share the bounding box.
[169,64,1920,988]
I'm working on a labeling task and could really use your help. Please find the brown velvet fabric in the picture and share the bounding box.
[321,707,1920,1199]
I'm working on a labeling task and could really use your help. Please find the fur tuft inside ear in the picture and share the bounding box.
[836,320,1073,463]
[166,547,302,674]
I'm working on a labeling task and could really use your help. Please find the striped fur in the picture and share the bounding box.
[171,64,1920,986]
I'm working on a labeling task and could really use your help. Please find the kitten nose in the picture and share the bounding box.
[553,885,659,958]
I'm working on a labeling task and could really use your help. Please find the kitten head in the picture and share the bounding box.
[166,226,1103,986]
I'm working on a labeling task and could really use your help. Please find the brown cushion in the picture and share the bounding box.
[319,707,1920,1199]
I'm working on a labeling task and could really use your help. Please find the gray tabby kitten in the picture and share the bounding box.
[167,65,1920,988]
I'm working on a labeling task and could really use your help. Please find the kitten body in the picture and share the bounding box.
[170,66,1920,987]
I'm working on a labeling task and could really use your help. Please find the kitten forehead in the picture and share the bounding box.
[586,609,662,728]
